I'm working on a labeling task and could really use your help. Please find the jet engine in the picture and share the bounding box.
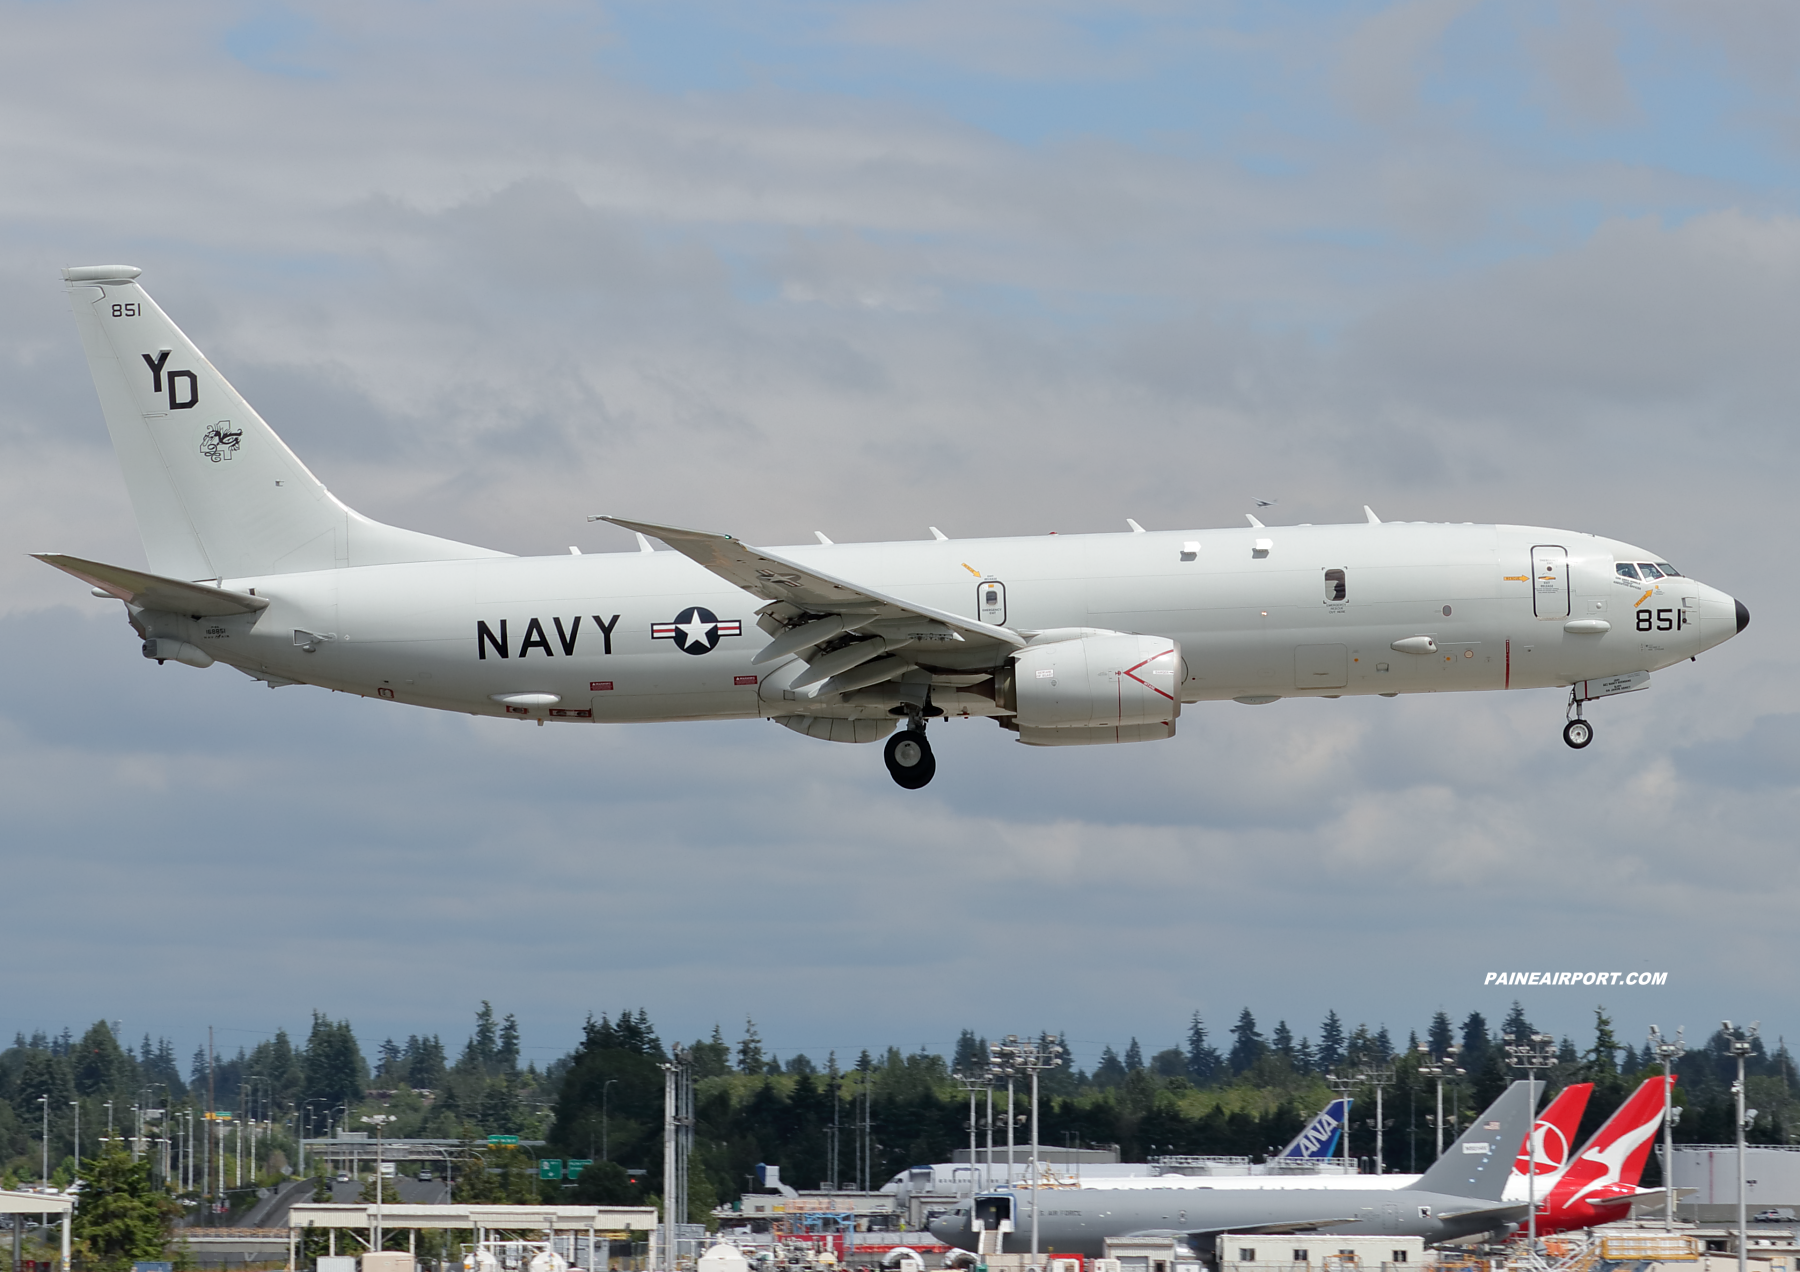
[1000,632,1181,741]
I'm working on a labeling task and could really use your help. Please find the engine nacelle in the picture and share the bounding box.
[1004,632,1181,729]
[142,638,214,669]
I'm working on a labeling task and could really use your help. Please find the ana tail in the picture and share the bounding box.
[62,265,506,581]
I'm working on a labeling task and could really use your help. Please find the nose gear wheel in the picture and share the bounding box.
[1563,719,1593,749]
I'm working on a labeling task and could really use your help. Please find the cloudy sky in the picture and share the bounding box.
[3,0,1795,1074]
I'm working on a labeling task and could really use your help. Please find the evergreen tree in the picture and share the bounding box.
[1318,1011,1346,1072]
[301,1014,366,1108]
[952,1031,986,1077]
[1558,1036,1579,1063]
[1124,1039,1144,1072]
[1228,1009,1265,1074]
[73,1147,173,1272]
[738,1020,765,1075]
[1272,1022,1295,1060]
[690,1025,731,1079]
[1373,1025,1393,1061]
[74,1020,136,1099]
[1501,1001,1533,1041]
[1095,1047,1126,1087]
[1460,1012,1490,1066]
[1585,1009,1620,1078]
[1428,1011,1455,1057]
[1186,1013,1221,1085]
[499,1015,521,1074]
[406,1035,447,1090]
[1294,1037,1316,1075]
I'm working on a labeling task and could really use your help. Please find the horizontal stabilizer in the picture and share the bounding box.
[33,553,269,615]
[1436,1204,1529,1224]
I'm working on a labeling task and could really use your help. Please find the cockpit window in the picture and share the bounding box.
[1615,563,1640,580]
[1637,562,1664,579]
[1657,562,1681,577]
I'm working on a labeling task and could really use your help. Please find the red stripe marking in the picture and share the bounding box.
[1122,650,1177,701]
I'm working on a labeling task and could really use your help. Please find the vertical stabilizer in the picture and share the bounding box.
[1549,1077,1673,1206]
[1409,1080,1534,1200]
[61,266,505,581]
[1278,1098,1350,1159]
[1513,1083,1594,1185]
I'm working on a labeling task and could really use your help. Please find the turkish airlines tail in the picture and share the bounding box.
[1549,1076,1674,1207]
[60,266,502,581]
[1513,1082,1593,1184]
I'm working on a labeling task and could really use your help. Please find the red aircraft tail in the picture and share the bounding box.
[1514,1082,1594,1181]
[1546,1076,1674,1212]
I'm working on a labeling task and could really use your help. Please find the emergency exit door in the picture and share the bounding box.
[1532,546,1569,619]
[977,580,1007,625]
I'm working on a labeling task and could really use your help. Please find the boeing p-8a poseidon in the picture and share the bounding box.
[38,267,1750,788]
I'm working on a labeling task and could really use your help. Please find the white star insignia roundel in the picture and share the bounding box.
[651,606,743,655]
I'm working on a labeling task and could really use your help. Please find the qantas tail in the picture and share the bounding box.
[1277,1098,1350,1159]
[60,266,504,582]
[1410,1080,1534,1200]
[1513,1083,1594,1184]
[1549,1077,1673,1206]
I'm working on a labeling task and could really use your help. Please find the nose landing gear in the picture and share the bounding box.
[1563,689,1593,749]
[884,718,936,788]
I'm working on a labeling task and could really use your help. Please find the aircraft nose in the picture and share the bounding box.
[1737,598,1751,634]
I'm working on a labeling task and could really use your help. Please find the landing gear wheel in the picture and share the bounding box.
[1563,719,1593,749]
[884,728,936,789]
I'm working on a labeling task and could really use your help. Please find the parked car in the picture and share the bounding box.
[1753,1209,1796,1222]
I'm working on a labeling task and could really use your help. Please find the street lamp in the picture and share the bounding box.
[70,1102,80,1178]
[1351,1066,1396,1174]
[1725,1022,1759,1272]
[1415,1044,1465,1160]
[1648,1026,1686,1232]
[38,1095,49,1184]
[602,1079,619,1162]
[989,1034,1064,1262]
[1504,1032,1557,1250]
[361,1114,396,1253]
[1324,1074,1357,1170]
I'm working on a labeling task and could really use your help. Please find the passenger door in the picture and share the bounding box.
[1532,546,1569,619]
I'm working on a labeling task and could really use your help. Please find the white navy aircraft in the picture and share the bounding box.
[40,267,1750,789]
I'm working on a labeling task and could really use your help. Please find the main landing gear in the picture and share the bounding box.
[884,719,936,789]
[1563,690,1593,749]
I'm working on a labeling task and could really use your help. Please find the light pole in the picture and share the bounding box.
[989,1035,1064,1263]
[601,1079,619,1162]
[1354,1066,1395,1174]
[1505,1031,1557,1250]
[105,1101,114,1143]
[362,1114,396,1253]
[1415,1044,1464,1160]
[1648,1026,1687,1231]
[39,1095,49,1184]
[1325,1074,1357,1169]
[1725,1022,1759,1272]
[70,1102,80,1178]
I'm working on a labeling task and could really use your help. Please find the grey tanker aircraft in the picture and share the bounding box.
[929,1082,1537,1255]
[38,267,1750,788]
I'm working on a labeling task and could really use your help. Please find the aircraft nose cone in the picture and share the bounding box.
[1737,599,1751,634]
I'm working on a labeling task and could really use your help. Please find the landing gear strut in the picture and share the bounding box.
[884,717,936,789]
[1563,691,1593,749]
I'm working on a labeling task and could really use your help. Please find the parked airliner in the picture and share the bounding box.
[39,268,1750,787]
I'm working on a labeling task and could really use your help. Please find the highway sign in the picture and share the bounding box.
[487,1135,520,1146]
[538,1160,563,1180]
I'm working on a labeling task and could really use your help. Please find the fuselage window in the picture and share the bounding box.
[1324,568,1347,602]
[1657,562,1681,576]
[1615,563,1640,580]
[1637,562,1664,579]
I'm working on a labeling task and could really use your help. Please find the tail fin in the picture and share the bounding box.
[61,266,505,581]
[1548,1076,1672,1207]
[1513,1083,1593,1184]
[1409,1080,1534,1200]
[1278,1098,1350,1159]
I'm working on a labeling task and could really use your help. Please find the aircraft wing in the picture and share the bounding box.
[33,553,269,616]
[1164,1219,1361,1238]
[1435,1204,1530,1224]
[599,516,1025,649]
